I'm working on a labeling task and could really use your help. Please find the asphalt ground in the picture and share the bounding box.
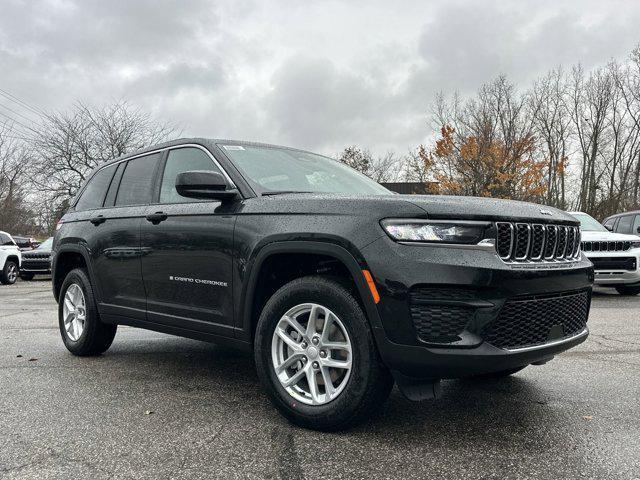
[1,278,639,479]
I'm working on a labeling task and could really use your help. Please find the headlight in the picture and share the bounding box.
[381,219,489,244]
[631,240,640,249]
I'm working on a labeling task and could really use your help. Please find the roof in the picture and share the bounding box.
[603,210,640,219]
[101,137,321,168]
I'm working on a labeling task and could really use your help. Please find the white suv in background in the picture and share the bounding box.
[570,212,640,296]
[0,231,21,285]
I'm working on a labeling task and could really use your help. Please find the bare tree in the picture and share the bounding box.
[404,146,434,183]
[613,46,640,211]
[567,65,615,213]
[529,68,572,209]
[337,146,403,183]
[0,124,39,233]
[31,101,178,202]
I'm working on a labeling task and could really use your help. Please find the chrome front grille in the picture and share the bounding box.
[581,240,632,252]
[495,222,580,262]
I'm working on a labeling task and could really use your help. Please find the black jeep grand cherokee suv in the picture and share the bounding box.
[52,138,593,430]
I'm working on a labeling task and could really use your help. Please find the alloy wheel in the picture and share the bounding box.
[62,283,87,341]
[271,303,352,405]
[7,263,17,283]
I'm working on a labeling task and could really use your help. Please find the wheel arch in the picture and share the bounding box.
[52,245,96,302]
[5,255,20,266]
[239,241,382,342]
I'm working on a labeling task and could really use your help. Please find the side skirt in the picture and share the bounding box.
[100,314,253,352]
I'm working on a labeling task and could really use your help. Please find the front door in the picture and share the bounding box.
[140,146,237,336]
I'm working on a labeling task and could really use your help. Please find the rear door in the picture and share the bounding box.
[87,153,162,320]
[140,146,237,336]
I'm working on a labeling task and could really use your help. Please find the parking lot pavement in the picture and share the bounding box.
[0,280,639,480]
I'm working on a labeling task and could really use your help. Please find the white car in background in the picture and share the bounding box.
[0,231,21,285]
[570,212,640,296]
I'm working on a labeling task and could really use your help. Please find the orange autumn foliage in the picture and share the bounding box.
[422,125,548,201]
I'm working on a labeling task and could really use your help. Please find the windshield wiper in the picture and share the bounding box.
[261,190,314,196]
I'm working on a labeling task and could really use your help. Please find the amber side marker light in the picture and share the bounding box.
[362,270,380,304]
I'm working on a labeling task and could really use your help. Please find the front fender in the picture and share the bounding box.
[236,240,383,342]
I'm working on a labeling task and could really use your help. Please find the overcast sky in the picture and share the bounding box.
[1,0,640,156]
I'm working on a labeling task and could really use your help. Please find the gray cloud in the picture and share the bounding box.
[1,0,640,155]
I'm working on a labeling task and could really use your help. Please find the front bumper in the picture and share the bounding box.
[20,258,52,274]
[375,327,588,378]
[362,236,594,379]
[584,250,640,286]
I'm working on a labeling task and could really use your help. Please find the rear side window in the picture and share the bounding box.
[75,164,118,211]
[159,147,223,204]
[616,215,633,234]
[115,153,162,206]
[103,162,125,207]
[0,233,14,246]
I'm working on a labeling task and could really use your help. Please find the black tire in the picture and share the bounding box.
[58,268,117,356]
[470,366,527,378]
[20,273,35,281]
[614,285,640,296]
[254,276,393,431]
[0,260,18,285]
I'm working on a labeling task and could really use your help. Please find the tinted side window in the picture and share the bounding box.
[603,218,616,230]
[75,164,117,211]
[633,215,640,235]
[115,153,161,206]
[159,147,223,204]
[0,233,14,246]
[616,215,633,234]
[103,162,125,207]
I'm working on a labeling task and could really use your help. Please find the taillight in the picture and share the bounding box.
[55,219,64,231]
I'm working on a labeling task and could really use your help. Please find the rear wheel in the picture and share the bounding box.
[614,285,640,296]
[1,260,18,285]
[254,276,393,431]
[58,268,117,356]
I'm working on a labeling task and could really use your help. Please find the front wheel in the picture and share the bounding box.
[254,276,393,431]
[20,272,35,281]
[1,260,18,285]
[614,285,640,296]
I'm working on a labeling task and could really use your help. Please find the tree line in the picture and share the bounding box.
[338,45,640,219]
[0,101,177,236]
[2,46,640,236]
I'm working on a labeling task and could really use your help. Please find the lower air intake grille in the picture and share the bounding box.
[481,290,590,349]
[410,305,473,343]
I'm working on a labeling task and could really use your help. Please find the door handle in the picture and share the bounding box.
[90,215,106,226]
[146,211,168,224]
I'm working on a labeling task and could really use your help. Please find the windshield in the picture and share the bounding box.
[571,213,607,232]
[219,144,391,195]
[37,237,53,250]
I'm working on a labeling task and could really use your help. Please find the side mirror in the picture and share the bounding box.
[636,226,640,234]
[175,170,239,201]
[605,224,614,232]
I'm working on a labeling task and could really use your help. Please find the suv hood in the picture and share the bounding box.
[256,193,577,223]
[401,195,576,223]
[580,230,640,241]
